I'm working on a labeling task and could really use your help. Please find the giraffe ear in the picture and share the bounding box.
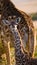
[2,19,11,26]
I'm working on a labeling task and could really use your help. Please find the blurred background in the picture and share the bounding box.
[12,0,37,13]
[0,0,37,65]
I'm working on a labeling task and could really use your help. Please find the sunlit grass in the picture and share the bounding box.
[0,47,15,65]
[34,46,37,57]
[10,47,15,65]
[34,29,37,57]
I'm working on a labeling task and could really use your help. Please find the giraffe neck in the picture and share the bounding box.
[10,26,23,65]
[9,25,29,65]
[2,19,30,65]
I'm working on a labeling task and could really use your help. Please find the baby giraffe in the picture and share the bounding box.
[2,19,37,65]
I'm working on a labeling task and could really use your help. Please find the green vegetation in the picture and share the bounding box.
[0,47,15,65]
[34,46,37,57]
[30,13,37,20]
[0,42,5,56]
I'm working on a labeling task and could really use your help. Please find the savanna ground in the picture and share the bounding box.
[0,20,37,65]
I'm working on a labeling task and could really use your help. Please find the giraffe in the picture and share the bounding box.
[2,19,37,65]
[0,15,29,65]
[1,19,30,65]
